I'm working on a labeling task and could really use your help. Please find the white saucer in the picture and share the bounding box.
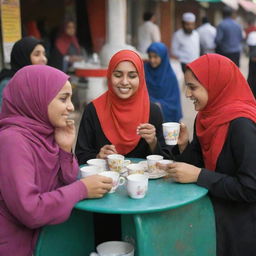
[148,170,167,179]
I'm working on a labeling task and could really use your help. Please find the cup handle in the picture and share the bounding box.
[118,176,126,186]
[124,160,131,166]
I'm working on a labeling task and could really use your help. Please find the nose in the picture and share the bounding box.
[67,100,75,112]
[121,75,129,85]
[41,54,47,64]
[185,86,192,98]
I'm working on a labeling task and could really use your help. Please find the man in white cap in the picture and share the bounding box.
[171,12,200,73]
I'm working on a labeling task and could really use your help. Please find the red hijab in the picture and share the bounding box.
[187,54,256,171]
[55,21,80,55]
[93,50,150,155]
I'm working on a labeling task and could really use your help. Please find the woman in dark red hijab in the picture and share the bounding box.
[162,54,256,255]
[49,20,82,72]
[75,49,170,164]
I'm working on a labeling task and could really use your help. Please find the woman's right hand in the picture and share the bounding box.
[80,175,113,198]
[97,144,117,159]
[178,123,189,153]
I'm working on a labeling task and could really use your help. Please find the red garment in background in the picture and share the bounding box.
[26,21,41,40]
[55,22,80,55]
[187,54,256,171]
[93,50,150,155]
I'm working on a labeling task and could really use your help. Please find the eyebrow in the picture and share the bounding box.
[59,92,71,96]
[113,70,138,73]
[185,82,196,86]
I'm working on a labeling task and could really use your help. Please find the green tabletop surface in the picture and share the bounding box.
[75,158,208,214]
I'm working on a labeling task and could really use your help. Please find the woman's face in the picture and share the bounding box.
[30,44,47,65]
[65,22,76,36]
[148,52,161,68]
[111,61,139,99]
[48,81,74,128]
[184,69,208,111]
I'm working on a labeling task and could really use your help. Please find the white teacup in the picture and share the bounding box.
[87,158,107,171]
[99,171,126,193]
[162,122,180,145]
[157,159,174,166]
[90,241,134,256]
[127,173,148,199]
[126,163,145,175]
[146,155,164,173]
[107,154,131,173]
[80,166,101,178]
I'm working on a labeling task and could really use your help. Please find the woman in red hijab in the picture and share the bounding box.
[49,19,82,72]
[75,49,170,164]
[162,54,256,256]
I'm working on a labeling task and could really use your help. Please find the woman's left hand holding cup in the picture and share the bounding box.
[162,162,201,183]
[54,119,76,152]
[137,123,157,152]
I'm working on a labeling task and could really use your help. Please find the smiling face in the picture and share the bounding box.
[111,61,140,99]
[30,44,47,65]
[148,52,161,68]
[184,69,208,111]
[47,81,74,127]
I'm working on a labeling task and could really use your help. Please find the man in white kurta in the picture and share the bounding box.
[171,12,200,73]
[197,17,216,55]
[137,12,161,55]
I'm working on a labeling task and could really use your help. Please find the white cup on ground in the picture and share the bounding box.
[90,241,134,256]
[87,158,107,171]
[80,166,102,178]
[107,154,131,173]
[146,155,163,173]
[99,171,126,193]
[127,173,148,199]
[162,122,180,145]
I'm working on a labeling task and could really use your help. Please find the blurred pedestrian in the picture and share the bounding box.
[215,6,243,66]
[137,12,161,55]
[197,16,216,55]
[0,36,47,110]
[246,31,256,97]
[49,19,83,73]
[171,12,200,73]
[144,42,182,122]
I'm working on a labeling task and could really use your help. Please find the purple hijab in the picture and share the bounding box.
[0,65,82,255]
[0,65,69,160]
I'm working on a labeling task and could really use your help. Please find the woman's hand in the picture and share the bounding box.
[160,162,201,183]
[177,122,189,153]
[54,120,76,152]
[97,144,117,159]
[137,123,157,152]
[80,175,113,198]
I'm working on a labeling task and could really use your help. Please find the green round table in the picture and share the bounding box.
[35,158,216,256]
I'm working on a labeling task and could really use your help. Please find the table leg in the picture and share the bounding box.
[121,196,216,256]
[35,209,95,256]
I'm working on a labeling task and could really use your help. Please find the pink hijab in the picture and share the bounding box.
[0,65,69,170]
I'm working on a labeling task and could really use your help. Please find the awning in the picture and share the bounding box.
[239,0,256,14]
[196,0,239,9]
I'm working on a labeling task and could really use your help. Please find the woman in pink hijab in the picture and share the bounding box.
[0,65,112,256]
